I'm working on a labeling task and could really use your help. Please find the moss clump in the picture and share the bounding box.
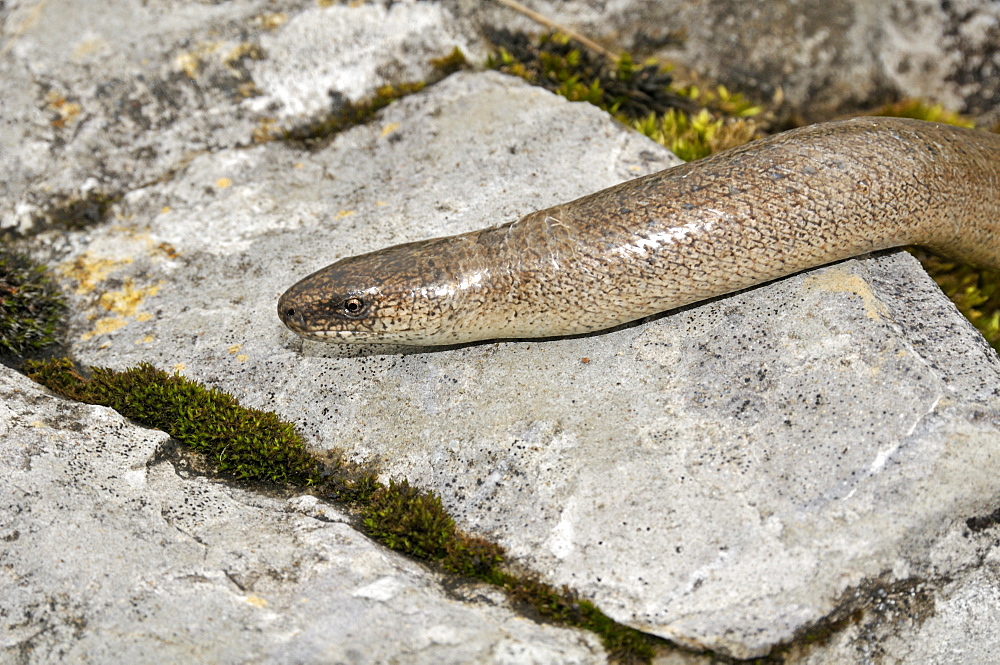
[0,249,66,358]
[359,478,506,578]
[630,107,759,162]
[362,478,458,559]
[487,30,765,160]
[24,358,321,485]
[430,46,469,76]
[26,357,660,663]
[502,575,658,663]
[874,99,976,128]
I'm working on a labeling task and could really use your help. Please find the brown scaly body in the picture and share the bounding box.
[278,117,1000,345]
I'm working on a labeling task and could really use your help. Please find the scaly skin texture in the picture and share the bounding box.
[278,117,1000,345]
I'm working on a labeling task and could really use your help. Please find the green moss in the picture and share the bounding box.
[0,249,66,359]
[362,478,456,559]
[486,30,765,160]
[629,107,759,162]
[26,357,660,663]
[358,477,506,578]
[328,470,383,506]
[874,99,976,128]
[24,358,320,485]
[502,574,658,662]
[442,533,507,580]
[430,46,469,76]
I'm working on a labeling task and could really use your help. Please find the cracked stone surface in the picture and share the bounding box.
[4,1,1000,663]
[0,0,478,231]
[0,366,605,664]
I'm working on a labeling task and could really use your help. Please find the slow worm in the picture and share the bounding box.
[278,117,1000,345]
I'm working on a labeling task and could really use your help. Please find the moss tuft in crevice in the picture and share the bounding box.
[0,249,66,361]
[429,46,469,76]
[357,477,507,578]
[24,358,321,486]
[486,29,766,162]
[361,478,457,560]
[500,574,659,663]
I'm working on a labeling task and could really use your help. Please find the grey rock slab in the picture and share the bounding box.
[790,561,1000,664]
[771,514,1000,664]
[0,0,475,231]
[246,2,484,121]
[0,365,605,665]
[452,0,1000,123]
[35,68,1000,659]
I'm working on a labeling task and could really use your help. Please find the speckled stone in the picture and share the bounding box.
[0,365,604,664]
[6,1,1000,661]
[21,69,1000,659]
[0,0,476,232]
[451,0,1000,124]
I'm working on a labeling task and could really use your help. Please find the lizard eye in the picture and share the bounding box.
[341,296,368,318]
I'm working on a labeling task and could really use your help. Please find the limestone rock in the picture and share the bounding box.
[0,0,475,232]
[4,1,1000,662]
[21,69,1000,658]
[451,0,1000,123]
[0,365,604,664]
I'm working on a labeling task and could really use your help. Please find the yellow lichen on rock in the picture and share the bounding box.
[804,268,889,321]
[46,91,82,128]
[174,42,223,79]
[81,316,128,341]
[59,253,133,294]
[77,279,162,341]
[97,279,162,318]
